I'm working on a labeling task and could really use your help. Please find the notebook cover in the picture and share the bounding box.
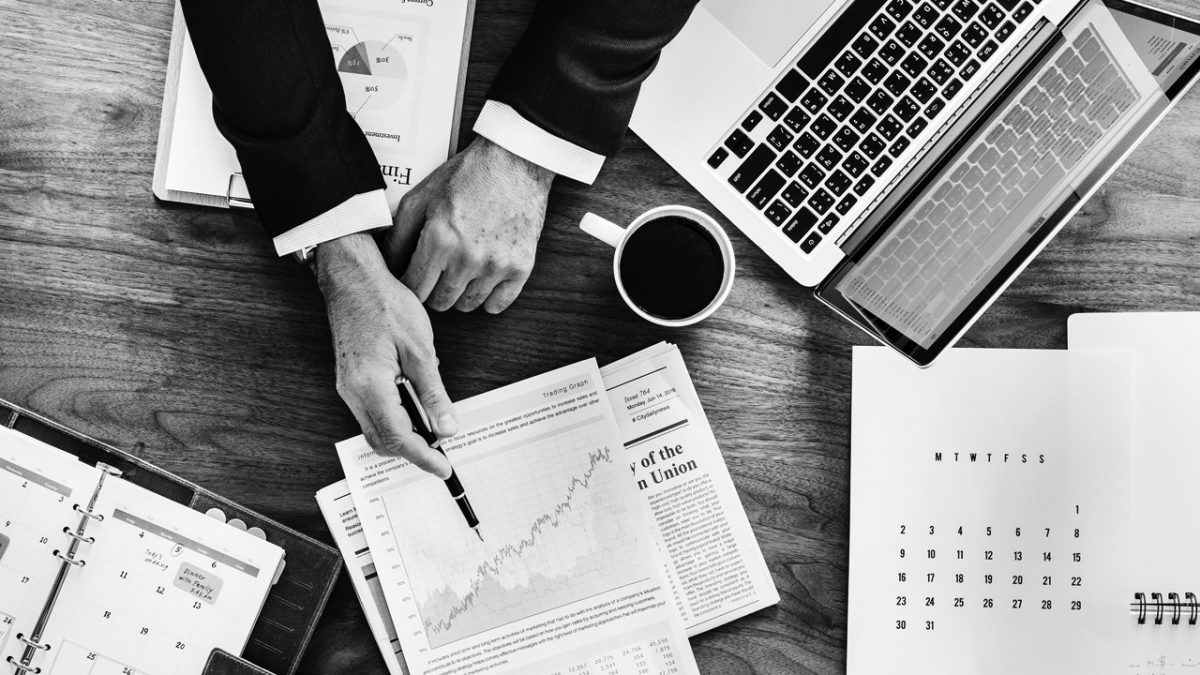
[204,649,276,675]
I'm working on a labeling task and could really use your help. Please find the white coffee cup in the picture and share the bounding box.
[579,205,735,327]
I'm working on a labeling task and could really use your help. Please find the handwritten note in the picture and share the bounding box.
[174,562,223,604]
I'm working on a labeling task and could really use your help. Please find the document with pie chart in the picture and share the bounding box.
[324,3,439,176]
[331,31,415,117]
[156,0,474,212]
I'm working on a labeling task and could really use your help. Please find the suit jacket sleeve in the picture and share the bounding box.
[487,0,700,158]
[178,0,383,239]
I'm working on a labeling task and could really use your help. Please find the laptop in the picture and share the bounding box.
[631,0,1200,365]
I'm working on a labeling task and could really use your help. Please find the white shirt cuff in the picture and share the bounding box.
[473,100,605,185]
[272,189,392,256]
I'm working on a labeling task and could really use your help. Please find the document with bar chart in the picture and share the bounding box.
[338,360,698,675]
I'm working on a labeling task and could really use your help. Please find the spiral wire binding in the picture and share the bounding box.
[8,463,121,674]
[1131,591,1199,625]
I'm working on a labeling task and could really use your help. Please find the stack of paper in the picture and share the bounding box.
[318,343,778,674]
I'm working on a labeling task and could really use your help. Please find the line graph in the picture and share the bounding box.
[384,424,643,649]
[421,446,613,636]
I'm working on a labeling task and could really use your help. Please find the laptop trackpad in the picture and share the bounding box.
[702,0,839,67]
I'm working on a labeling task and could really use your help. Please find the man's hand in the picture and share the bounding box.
[382,136,555,314]
[316,232,458,477]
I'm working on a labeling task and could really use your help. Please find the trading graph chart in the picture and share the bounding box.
[384,421,640,649]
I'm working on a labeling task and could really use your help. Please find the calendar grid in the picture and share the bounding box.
[42,502,255,673]
[849,348,1135,673]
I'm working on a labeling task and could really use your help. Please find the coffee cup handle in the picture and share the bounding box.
[580,213,625,249]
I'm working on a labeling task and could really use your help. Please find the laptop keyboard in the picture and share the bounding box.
[709,0,1043,256]
[838,24,1139,341]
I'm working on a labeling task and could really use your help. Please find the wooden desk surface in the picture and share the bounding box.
[3,1,1200,672]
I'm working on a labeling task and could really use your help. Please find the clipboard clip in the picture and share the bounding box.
[227,173,253,210]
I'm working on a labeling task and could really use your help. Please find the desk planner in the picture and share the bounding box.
[0,425,284,675]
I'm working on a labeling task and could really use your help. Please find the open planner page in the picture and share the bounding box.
[848,348,1133,674]
[1069,312,1200,674]
[0,427,102,668]
[338,359,698,675]
[34,476,284,674]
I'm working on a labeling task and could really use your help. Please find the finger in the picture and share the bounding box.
[454,276,504,312]
[482,277,528,314]
[383,193,428,277]
[402,350,458,440]
[350,371,452,478]
[401,225,452,302]
[426,266,475,312]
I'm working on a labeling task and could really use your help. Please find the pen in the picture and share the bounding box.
[396,376,483,542]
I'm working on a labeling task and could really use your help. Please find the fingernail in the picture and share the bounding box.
[438,412,457,434]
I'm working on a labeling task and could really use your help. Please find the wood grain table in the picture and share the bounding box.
[3,1,1200,673]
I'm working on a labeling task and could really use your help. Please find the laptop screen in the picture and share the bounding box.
[816,0,1200,365]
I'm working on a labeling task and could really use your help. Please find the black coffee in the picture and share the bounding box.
[618,215,725,321]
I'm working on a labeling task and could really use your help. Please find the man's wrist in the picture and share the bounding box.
[314,232,386,292]
[474,136,556,189]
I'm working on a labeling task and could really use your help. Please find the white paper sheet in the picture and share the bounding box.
[848,347,1133,674]
[600,343,778,635]
[338,359,698,675]
[316,480,408,675]
[1069,312,1200,674]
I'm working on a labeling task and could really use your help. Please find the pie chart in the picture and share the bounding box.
[336,40,409,113]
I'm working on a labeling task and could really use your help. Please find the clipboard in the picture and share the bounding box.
[152,0,477,210]
[0,399,340,675]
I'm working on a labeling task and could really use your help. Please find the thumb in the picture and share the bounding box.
[404,352,458,439]
[384,192,427,277]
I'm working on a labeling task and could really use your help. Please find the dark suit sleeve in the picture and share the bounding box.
[487,0,700,158]
[178,0,383,239]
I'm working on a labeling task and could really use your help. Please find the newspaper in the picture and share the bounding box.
[316,481,408,675]
[319,344,777,671]
[601,343,778,635]
[336,359,698,675]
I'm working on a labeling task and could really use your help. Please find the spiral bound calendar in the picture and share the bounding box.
[850,328,1200,674]
[1070,312,1200,674]
[0,426,285,675]
[848,347,1134,674]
